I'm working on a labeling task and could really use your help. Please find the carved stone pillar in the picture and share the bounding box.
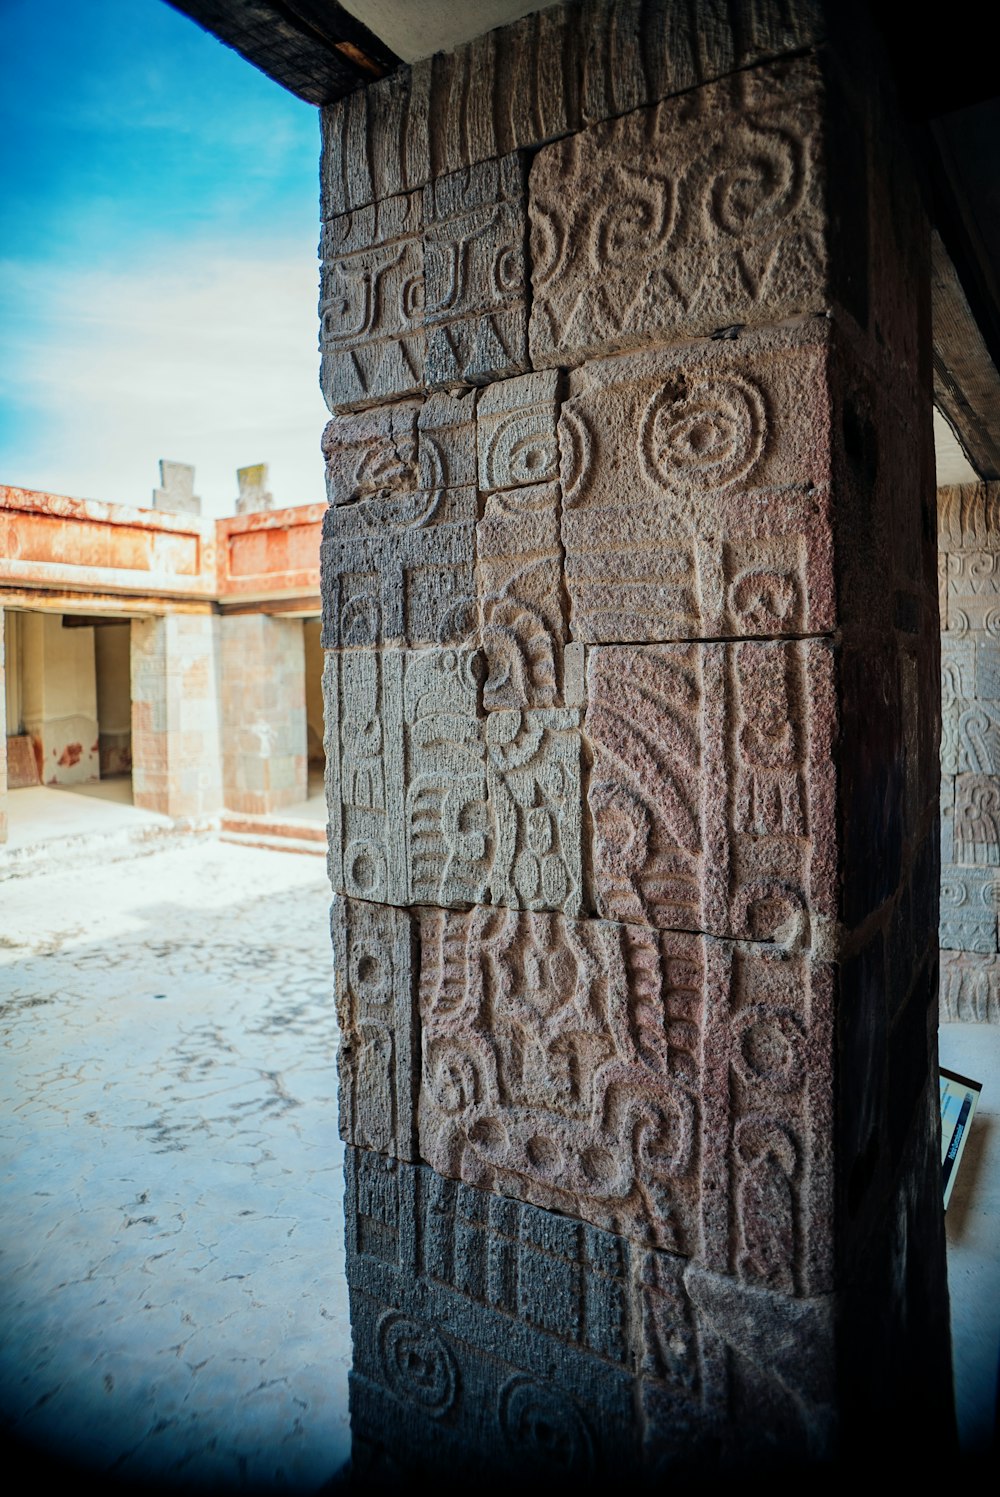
[939,481,1000,1022]
[320,0,952,1471]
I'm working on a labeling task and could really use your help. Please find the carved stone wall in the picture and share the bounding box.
[320,0,952,1469]
[939,480,1000,1021]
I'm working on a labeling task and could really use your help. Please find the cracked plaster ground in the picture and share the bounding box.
[0,840,347,1490]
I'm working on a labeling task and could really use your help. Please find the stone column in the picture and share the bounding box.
[131,614,223,818]
[219,614,307,814]
[939,480,1000,1021]
[320,0,951,1471]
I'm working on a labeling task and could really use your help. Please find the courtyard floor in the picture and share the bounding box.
[0,836,347,1491]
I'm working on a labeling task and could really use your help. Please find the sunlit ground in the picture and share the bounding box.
[0,838,348,1490]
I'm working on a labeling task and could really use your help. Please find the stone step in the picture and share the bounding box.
[218,830,325,858]
[220,813,326,844]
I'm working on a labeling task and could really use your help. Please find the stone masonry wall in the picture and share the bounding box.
[220,615,307,814]
[940,480,1000,1021]
[320,0,951,1471]
[131,615,224,819]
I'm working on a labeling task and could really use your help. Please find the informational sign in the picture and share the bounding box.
[940,1067,983,1210]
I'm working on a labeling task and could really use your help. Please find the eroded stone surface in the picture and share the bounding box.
[424,153,529,387]
[476,370,561,493]
[324,648,583,915]
[586,639,837,942]
[322,403,421,506]
[940,866,1000,953]
[529,59,829,368]
[333,897,416,1161]
[320,193,425,412]
[343,1149,835,1476]
[477,482,566,710]
[940,950,1000,1022]
[418,390,478,489]
[416,906,833,1288]
[558,331,835,642]
[321,487,476,650]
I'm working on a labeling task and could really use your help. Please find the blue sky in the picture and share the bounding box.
[0,0,328,514]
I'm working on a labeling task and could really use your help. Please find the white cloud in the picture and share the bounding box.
[1,238,330,517]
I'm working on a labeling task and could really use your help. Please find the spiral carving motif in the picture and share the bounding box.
[640,374,765,493]
[379,1312,458,1415]
[499,1376,595,1472]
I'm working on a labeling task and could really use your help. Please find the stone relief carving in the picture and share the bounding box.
[321,486,476,651]
[558,333,834,643]
[529,59,828,367]
[476,482,565,711]
[423,154,530,387]
[344,1150,836,1475]
[326,647,583,915]
[321,2,825,215]
[476,370,561,494]
[940,866,1000,953]
[940,950,1000,1022]
[333,897,417,1161]
[320,192,426,410]
[586,639,835,944]
[417,907,703,1254]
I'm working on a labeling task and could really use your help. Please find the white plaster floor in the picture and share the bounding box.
[939,1020,1000,1453]
[0,841,348,1490]
[3,780,170,854]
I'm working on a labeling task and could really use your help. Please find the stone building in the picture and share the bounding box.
[0,483,325,839]
[9,0,1000,1474]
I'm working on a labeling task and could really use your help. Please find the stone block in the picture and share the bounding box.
[938,482,1000,552]
[940,950,1000,1022]
[476,370,561,493]
[324,647,584,915]
[321,487,476,650]
[558,331,835,642]
[320,192,425,411]
[481,708,582,912]
[954,774,1000,865]
[418,390,478,489]
[477,482,567,710]
[946,549,1000,636]
[423,153,529,387]
[333,898,417,1160]
[343,1149,836,1476]
[322,403,421,505]
[417,907,833,1290]
[586,639,836,943]
[325,648,407,906]
[976,636,1000,700]
[939,866,999,953]
[529,58,829,368]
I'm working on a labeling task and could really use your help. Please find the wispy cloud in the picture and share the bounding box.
[1,238,329,516]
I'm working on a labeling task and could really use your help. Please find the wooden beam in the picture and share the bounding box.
[932,229,1000,481]
[167,0,399,106]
